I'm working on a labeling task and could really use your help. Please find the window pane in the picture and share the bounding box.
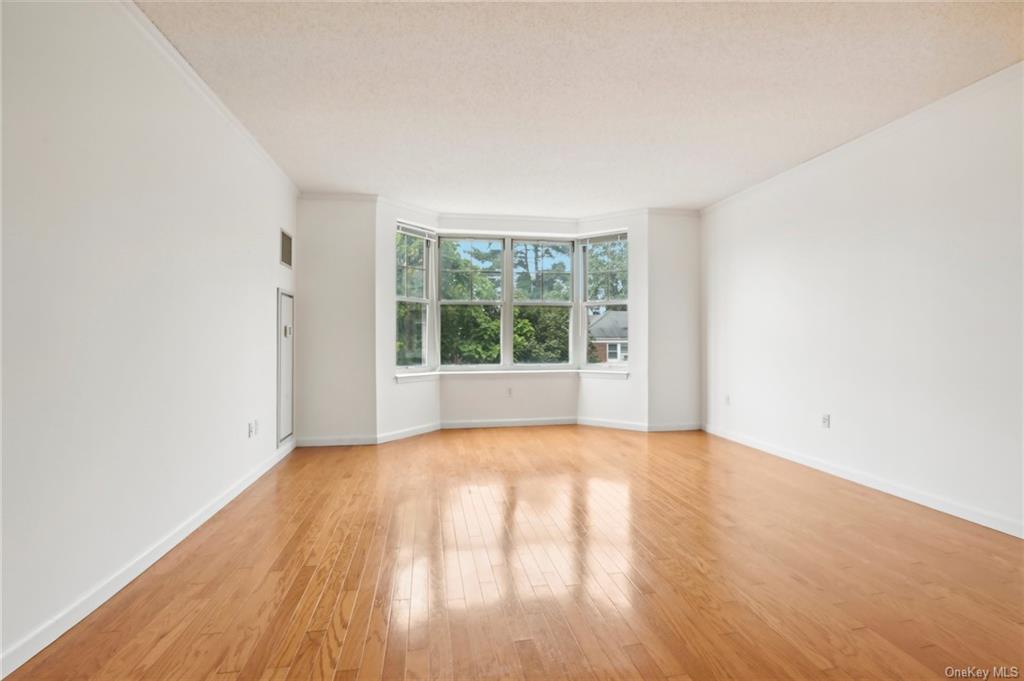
[405,237,425,267]
[441,238,504,301]
[586,238,628,301]
[396,232,423,267]
[586,304,628,364]
[543,242,572,272]
[475,271,503,301]
[513,306,570,364]
[441,270,471,300]
[406,267,425,298]
[513,271,542,300]
[440,305,501,365]
[543,272,571,301]
[440,270,502,301]
[396,265,406,298]
[441,239,503,270]
[514,241,571,301]
[396,302,426,367]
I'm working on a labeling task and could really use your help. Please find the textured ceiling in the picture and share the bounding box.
[139,2,1022,217]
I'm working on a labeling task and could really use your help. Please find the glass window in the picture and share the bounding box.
[513,306,570,364]
[513,241,572,301]
[440,304,501,365]
[396,302,426,366]
[512,240,572,364]
[440,239,503,302]
[395,231,430,368]
[586,237,628,301]
[584,233,628,367]
[440,238,505,365]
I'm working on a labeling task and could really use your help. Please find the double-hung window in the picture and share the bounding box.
[512,240,573,364]
[397,227,627,371]
[582,234,628,366]
[395,226,432,368]
[439,238,504,365]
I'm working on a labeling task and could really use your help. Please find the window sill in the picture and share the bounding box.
[394,368,629,382]
[578,369,630,380]
[394,371,441,383]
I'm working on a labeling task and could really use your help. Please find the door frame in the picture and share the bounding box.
[277,288,295,444]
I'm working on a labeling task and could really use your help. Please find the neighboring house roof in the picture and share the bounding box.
[588,310,628,341]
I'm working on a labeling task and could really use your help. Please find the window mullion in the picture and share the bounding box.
[575,242,586,368]
[429,239,439,369]
[501,236,513,367]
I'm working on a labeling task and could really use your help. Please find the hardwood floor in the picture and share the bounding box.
[11,427,1023,681]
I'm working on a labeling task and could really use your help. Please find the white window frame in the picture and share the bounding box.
[509,238,575,368]
[438,235,507,369]
[394,227,628,375]
[580,232,629,369]
[395,223,435,371]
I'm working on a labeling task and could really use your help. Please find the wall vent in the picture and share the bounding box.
[280,231,293,267]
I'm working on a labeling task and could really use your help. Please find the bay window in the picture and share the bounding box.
[396,226,627,371]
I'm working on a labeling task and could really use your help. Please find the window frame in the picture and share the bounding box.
[581,233,629,369]
[394,226,628,375]
[395,224,435,371]
[509,238,575,367]
[437,235,506,368]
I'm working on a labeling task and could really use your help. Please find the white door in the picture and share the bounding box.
[278,291,294,443]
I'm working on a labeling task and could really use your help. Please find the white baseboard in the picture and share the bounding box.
[576,417,648,431]
[295,434,378,447]
[647,422,703,432]
[441,417,577,429]
[0,437,297,678]
[377,422,441,443]
[704,424,1023,539]
[577,417,701,432]
[297,418,703,446]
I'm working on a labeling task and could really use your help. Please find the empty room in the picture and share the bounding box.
[2,1,1022,680]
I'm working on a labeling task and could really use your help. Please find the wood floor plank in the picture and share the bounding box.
[7,428,1022,681]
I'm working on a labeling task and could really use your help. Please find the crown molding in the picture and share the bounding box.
[649,206,701,218]
[298,191,378,203]
[577,207,650,224]
[439,212,578,225]
[377,196,441,221]
[118,1,297,197]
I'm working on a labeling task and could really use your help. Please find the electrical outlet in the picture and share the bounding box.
[505,387,513,397]
[247,422,254,438]
[725,394,731,406]
[822,414,831,429]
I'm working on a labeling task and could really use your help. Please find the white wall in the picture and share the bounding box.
[2,2,297,674]
[702,63,1023,537]
[441,373,579,427]
[647,210,702,430]
[375,199,441,441]
[295,196,378,444]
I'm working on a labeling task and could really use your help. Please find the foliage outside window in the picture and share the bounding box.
[397,228,628,370]
[512,241,572,363]
[439,239,504,365]
[396,230,429,367]
[584,236,628,365]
